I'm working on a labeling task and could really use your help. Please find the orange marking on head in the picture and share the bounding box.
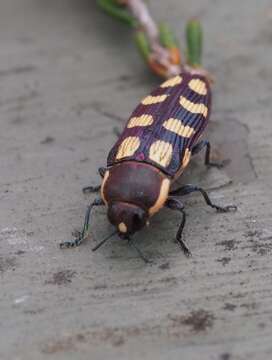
[100,170,110,206]
[149,178,171,216]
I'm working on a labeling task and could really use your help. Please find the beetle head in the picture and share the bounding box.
[107,202,148,237]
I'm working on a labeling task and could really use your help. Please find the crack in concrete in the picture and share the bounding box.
[90,101,125,124]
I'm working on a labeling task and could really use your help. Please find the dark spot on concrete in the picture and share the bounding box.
[231,292,245,299]
[11,116,26,125]
[169,309,215,333]
[93,283,108,290]
[258,322,266,329]
[110,335,125,347]
[80,157,89,163]
[244,229,262,239]
[224,303,237,311]
[0,65,37,78]
[159,262,170,270]
[23,308,44,315]
[243,228,272,255]
[216,239,237,251]
[41,340,75,354]
[45,270,76,285]
[0,256,17,273]
[240,302,257,310]
[217,257,231,266]
[76,334,85,342]
[256,26,272,45]
[40,136,55,145]
[220,353,231,360]
[2,90,39,108]
[42,328,125,354]
[160,276,177,285]
[15,250,26,256]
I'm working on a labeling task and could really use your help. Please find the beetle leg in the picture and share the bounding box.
[165,197,192,257]
[60,198,104,249]
[192,140,229,168]
[82,185,101,194]
[170,184,237,213]
[81,167,107,193]
[98,167,107,178]
[128,238,151,264]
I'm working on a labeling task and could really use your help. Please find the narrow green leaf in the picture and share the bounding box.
[186,19,203,67]
[134,30,151,61]
[159,22,179,49]
[97,0,137,27]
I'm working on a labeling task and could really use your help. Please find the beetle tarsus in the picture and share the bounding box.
[170,184,237,213]
[60,198,104,249]
[214,204,237,213]
[177,238,192,257]
[59,236,84,249]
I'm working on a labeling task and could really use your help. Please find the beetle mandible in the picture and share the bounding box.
[60,72,237,260]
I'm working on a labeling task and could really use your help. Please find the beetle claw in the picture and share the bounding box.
[59,236,83,249]
[215,204,237,213]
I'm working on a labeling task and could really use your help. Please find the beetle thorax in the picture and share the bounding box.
[101,161,170,235]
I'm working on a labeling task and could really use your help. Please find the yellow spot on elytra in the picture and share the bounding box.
[127,114,154,128]
[141,94,168,105]
[100,170,109,206]
[116,136,140,160]
[163,118,195,138]
[188,78,208,95]
[160,75,182,88]
[118,222,127,233]
[180,96,208,118]
[149,140,173,168]
[182,148,191,169]
[149,178,171,216]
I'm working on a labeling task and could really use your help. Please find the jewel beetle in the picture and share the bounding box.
[60,72,236,260]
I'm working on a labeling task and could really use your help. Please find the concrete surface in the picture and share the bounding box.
[1,1,272,359]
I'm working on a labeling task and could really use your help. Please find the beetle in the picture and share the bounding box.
[60,72,236,260]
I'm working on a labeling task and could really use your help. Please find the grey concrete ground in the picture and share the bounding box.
[1,0,272,359]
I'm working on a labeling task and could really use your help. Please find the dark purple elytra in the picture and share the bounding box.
[107,72,211,178]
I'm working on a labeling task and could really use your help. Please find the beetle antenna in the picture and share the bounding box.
[128,238,150,264]
[92,231,117,252]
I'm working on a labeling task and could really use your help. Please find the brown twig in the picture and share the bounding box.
[126,0,182,77]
